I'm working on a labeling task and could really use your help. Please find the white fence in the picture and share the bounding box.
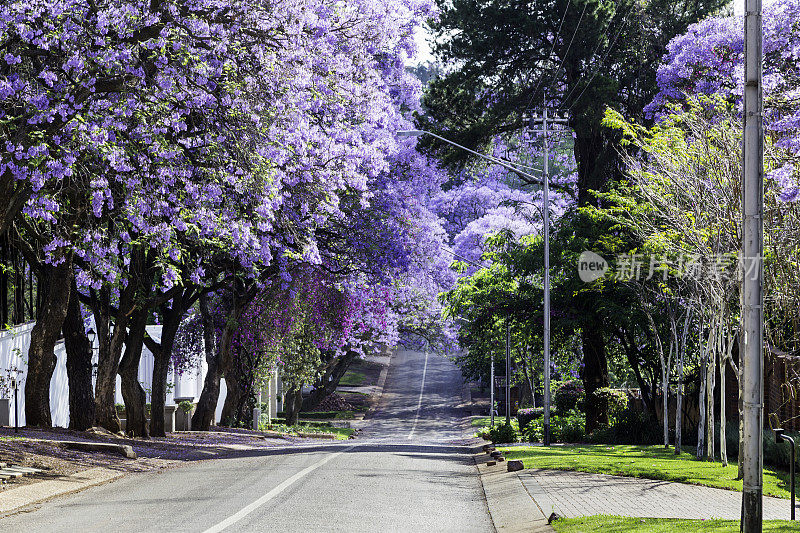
[0,322,230,427]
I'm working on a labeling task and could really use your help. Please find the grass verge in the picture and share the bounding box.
[339,370,367,386]
[500,444,794,499]
[262,423,354,440]
[551,516,800,532]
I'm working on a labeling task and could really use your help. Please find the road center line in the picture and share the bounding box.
[408,349,429,440]
[202,445,357,533]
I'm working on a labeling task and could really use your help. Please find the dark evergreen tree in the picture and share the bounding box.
[422,0,728,429]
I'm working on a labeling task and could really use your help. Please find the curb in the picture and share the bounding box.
[374,350,392,398]
[364,348,394,418]
[474,453,554,532]
[40,440,137,459]
[0,466,125,517]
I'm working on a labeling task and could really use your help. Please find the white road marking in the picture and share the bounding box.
[202,445,357,533]
[408,349,429,440]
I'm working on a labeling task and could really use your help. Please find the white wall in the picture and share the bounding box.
[0,322,232,428]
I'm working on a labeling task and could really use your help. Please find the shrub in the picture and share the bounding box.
[523,410,586,443]
[488,422,518,444]
[178,400,194,413]
[556,410,586,443]
[725,424,799,471]
[516,407,544,431]
[554,380,585,413]
[592,388,629,425]
[586,407,660,445]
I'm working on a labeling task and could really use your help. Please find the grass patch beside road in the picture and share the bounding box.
[551,516,800,532]
[339,370,367,386]
[501,444,794,499]
[263,423,354,440]
[471,416,491,427]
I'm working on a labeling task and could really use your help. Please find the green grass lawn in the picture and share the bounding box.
[500,444,795,499]
[339,369,367,386]
[551,516,800,533]
[262,422,354,440]
[276,411,357,420]
[471,416,492,427]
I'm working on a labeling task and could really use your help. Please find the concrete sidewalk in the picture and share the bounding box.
[474,453,555,532]
[0,466,124,517]
[517,468,793,520]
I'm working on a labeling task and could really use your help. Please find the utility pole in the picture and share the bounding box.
[529,94,568,447]
[490,354,495,426]
[506,318,511,425]
[741,0,764,530]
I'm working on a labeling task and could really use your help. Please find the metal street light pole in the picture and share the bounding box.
[742,0,764,529]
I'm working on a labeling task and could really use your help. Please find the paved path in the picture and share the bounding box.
[0,349,493,532]
[519,468,792,520]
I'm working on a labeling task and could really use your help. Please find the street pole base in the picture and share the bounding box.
[741,489,762,532]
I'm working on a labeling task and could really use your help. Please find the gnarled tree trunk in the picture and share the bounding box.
[220,352,244,427]
[301,350,358,411]
[149,292,185,437]
[192,293,221,431]
[63,276,95,431]
[119,308,149,438]
[284,387,303,426]
[25,258,73,427]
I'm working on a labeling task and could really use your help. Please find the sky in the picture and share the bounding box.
[414,26,435,65]
[735,0,779,14]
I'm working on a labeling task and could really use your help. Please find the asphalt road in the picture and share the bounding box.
[3,349,493,532]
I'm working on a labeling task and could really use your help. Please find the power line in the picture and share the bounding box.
[542,1,588,99]
[564,1,637,109]
[525,0,572,112]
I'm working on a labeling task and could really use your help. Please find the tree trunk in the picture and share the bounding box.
[219,325,247,427]
[149,351,171,436]
[284,387,303,426]
[63,276,95,431]
[25,259,73,427]
[119,308,149,438]
[301,350,358,411]
[622,336,657,418]
[675,346,684,455]
[675,311,690,455]
[719,349,728,466]
[707,333,716,461]
[518,347,536,409]
[574,128,618,208]
[192,293,220,431]
[92,288,129,432]
[697,343,707,459]
[662,365,669,448]
[219,361,242,427]
[149,292,184,437]
[582,323,609,433]
[91,248,147,432]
